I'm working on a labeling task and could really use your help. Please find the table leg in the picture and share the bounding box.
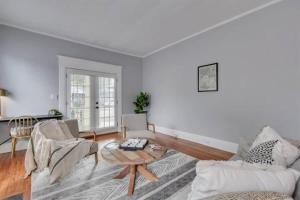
[113,164,159,196]
[113,165,130,179]
[128,165,136,196]
[137,165,159,182]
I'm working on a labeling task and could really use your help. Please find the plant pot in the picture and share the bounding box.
[135,110,148,114]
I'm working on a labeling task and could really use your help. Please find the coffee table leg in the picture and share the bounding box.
[128,165,137,196]
[114,165,130,179]
[113,164,158,196]
[137,165,159,182]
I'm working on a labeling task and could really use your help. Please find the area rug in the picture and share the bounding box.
[31,149,197,200]
[7,194,23,200]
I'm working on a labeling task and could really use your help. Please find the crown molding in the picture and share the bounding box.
[142,0,285,58]
[0,22,143,58]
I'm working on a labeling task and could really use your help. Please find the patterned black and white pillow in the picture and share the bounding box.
[244,140,278,165]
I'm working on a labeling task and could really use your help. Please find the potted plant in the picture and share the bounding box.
[48,109,63,116]
[133,92,150,114]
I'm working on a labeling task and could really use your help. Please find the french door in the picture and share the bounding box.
[66,69,117,131]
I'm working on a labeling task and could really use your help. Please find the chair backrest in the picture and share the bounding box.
[8,116,38,137]
[63,119,80,138]
[121,114,147,131]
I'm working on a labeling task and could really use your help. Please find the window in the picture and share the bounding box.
[69,74,91,131]
[98,77,115,128]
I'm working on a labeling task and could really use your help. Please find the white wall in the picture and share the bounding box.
[143,0,300,143]
[0,25,143,116]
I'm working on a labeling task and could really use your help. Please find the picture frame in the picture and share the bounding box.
[197,63,218,92]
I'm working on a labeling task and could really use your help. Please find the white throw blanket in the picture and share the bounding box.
[25,120,93,183]
[188,160,300,200]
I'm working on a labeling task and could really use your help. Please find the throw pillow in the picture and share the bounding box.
[244,140,278,165]
[247,126,300,167]
[189,160,300,200]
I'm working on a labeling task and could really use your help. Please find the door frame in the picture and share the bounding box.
[58,55,122,133]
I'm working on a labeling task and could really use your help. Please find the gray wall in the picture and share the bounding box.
[0,24,143,116]
[143,0,300,143]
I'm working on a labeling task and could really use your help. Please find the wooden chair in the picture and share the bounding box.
[8,116,38,158]
[121,113,156,139]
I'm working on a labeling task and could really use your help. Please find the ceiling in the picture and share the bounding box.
[0,0,282,57]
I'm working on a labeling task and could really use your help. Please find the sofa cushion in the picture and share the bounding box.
[201,191,292,200]
[290,159,300,199]
[246,126,300,167]
[190,160,300,200]
[236,134,300,160]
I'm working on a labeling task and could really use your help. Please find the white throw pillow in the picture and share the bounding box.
[189,160,300,200]
[247,126,300,167]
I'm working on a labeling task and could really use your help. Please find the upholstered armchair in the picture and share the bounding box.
[63,119,97,141]
[63,119,98,163]
[9,116,39,158]
[121,114,156,139]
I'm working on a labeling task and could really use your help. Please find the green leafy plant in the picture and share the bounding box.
[133,92,150,113]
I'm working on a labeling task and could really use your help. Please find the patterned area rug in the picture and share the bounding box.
[31,149,197,200]
[7,194,23,200]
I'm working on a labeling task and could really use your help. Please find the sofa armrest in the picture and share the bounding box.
[147,123,155,133]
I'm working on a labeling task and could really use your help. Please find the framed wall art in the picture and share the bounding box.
[197,63,218,92]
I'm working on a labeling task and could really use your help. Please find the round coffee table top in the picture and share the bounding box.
[101,139,167,165]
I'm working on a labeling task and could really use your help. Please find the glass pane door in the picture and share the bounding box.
[68,73,91,131]
[67,69,117,132]
[97,77,116,129]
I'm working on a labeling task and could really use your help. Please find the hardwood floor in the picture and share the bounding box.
[0,150,30,200]
[0,132,234,200]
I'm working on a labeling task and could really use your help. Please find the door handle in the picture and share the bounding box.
[96,106,99,109]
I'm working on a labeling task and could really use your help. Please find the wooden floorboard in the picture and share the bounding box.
[0,132,234,199]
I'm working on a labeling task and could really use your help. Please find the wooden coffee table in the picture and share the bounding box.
[101,140,167,196]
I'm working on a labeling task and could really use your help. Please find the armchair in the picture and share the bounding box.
[121,114,156,139]
[63,119,98,163]
[63,119,97,141]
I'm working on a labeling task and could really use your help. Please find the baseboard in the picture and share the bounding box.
[156,126,238,153]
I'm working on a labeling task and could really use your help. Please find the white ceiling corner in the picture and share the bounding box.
[0,0,284,58]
